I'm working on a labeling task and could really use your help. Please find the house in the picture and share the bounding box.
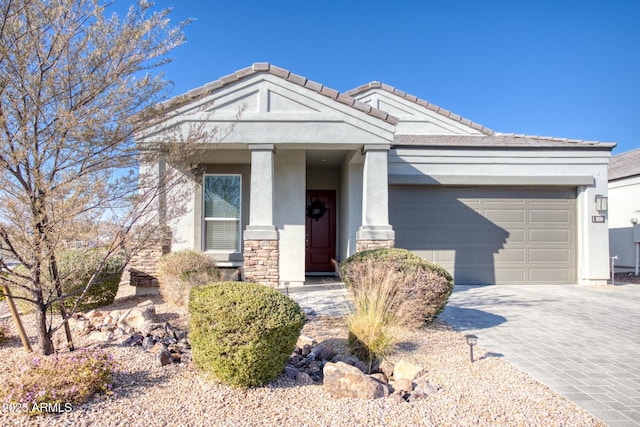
[608,149,640,274]
[132,63,614,290]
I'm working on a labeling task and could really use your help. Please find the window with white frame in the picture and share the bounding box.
[203,175,241,252]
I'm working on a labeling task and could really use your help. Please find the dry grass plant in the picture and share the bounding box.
[345,258,425,370]
[157,251,220,306]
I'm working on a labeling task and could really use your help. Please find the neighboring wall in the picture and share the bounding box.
[609,175,640,272]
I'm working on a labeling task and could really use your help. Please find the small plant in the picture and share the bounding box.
[157,250,220,306]
[189,282,305,388]
[0,348,119,414]
[341,247,454,321]
[0,325,6,346]
[340,248,454,370]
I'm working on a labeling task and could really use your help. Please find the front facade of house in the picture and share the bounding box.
[136,63,614,288]
[608,149,640,273]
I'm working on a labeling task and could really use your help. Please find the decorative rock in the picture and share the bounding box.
[124,333,144,347]
[295,371,315,385]
[379,360,395,379]
[157,348,172,366]
[414,379,440,395]
[296,334,317,349]
[284,365,298,379]
[393,360,422,381]
[112,327,125,339]
[323,362,388,399]
[391,378,414,393]
[389,391,406,403]
[301,344,312,356]
[85,309,103,320]
[408,390,428,402]
[142,336,155,351]
[118,302,155,330]
[370,373,388,384]
[87,330,113,343]
[312,342,337,362]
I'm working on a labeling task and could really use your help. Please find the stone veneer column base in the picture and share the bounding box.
[243,240,279,287]
[128,227,172,295]
[356,240,395,252]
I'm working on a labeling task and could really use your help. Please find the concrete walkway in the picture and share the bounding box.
[440,284,640,427]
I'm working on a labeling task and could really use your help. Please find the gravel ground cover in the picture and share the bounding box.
[0,285,605,427]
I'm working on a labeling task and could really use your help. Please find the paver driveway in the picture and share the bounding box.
[440,284,640,427]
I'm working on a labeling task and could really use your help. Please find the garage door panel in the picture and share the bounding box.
[529,248,571,262]
[390,186,576,285]
[530,209,571,223]
[495,268,526,283]
[495,248,526,262]
[530,268,571,282]
[484,209,526,223]
[530,229,570,243]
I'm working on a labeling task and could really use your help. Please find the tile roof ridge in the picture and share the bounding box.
[157,63,398,125]
[345,81,495,136]
[494,132,615,147]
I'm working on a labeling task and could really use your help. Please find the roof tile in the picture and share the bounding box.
[346,82,496,136]
[155,63,397,125]
[609,148,640,180]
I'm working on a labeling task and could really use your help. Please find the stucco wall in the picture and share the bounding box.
[339,152,363,261]
[274,150,306,285]
[609,175,640,271]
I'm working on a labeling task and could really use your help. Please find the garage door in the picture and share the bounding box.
[389,187,576,285]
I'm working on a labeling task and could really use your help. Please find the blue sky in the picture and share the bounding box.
[148,0,639,154]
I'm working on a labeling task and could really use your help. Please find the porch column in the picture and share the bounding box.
[243,144,279,286]
[356,144,395,251]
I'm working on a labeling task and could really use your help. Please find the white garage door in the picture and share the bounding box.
[390,187,576,285]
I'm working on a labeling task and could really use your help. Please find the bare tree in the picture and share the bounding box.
[0,0,194,354]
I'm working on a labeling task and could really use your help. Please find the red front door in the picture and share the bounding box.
[305,190,336,272]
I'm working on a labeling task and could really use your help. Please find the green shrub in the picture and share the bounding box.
[157,250,220,306]
[11,249,126,314]
[189,282,305,388]
[341,247,454,320]
[0,348,118,415]
[58,249,126,312]
[340,248,454,369]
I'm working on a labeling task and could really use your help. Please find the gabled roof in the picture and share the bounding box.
[345,81,494,136]
[609,148,640,181]
[348,82,615,150]
[157,63,398,125]
[395,134,615,149]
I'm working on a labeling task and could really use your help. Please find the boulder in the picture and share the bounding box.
[323,361,388,399]
[393,360,422,381]
[118,301,155,330]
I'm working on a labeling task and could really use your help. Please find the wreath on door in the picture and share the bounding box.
[306,198,327,221]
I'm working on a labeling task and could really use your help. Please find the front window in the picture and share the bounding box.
[203,175,241,252]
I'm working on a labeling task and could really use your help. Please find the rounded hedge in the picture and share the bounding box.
[189,282,305,388]
[341,247,454,320]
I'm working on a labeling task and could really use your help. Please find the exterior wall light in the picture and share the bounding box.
[595,195,608,212]
[465,334,478,363]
